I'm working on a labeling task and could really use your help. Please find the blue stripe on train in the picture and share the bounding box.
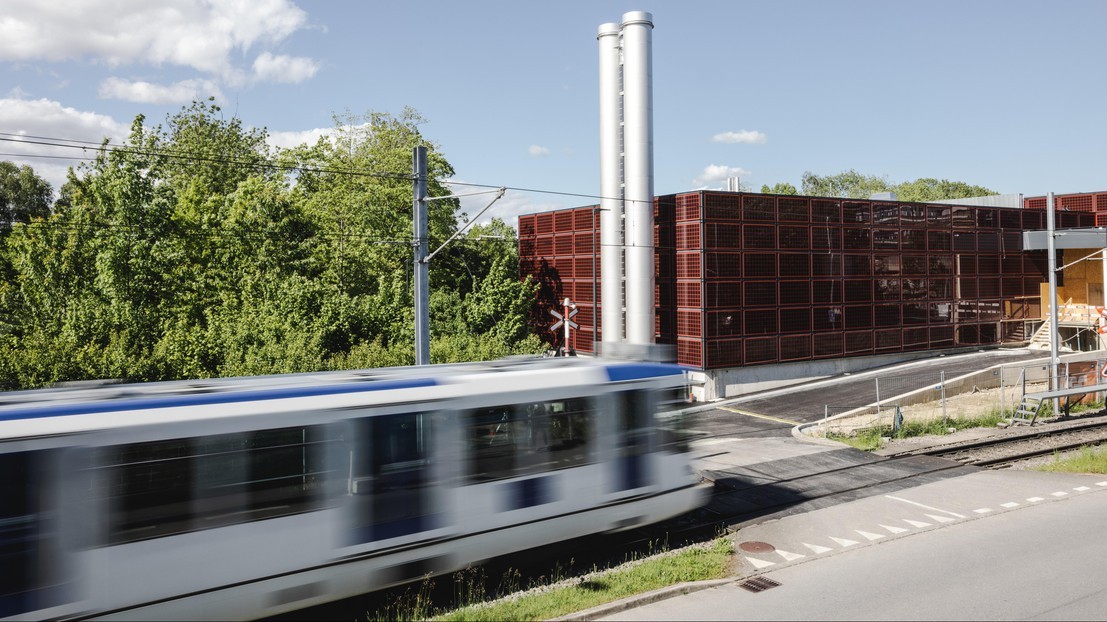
[0,378,438,422]
[604,362,682,383]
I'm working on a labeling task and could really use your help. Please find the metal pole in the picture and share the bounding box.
[875,377,881,415]
[413,146,430,366]
[1000,365,1005,418]
[824,404,829,437]
[940,370,947,423]
[1047,191,1060,413]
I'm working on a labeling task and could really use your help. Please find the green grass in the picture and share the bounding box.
[1036,445,1107,474]
[829,407,1012,451]
[369,537,734,622]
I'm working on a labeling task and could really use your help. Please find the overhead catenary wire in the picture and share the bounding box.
[0,132,650,205]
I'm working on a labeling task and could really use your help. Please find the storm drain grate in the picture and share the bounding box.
[737,576,781,593]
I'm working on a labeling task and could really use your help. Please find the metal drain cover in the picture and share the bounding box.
[738,576,781,593]
[738,541,776,554]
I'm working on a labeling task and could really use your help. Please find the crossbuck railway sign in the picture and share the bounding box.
[550,298,579,354]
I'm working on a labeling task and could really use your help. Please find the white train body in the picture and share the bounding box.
[0,357,706,620]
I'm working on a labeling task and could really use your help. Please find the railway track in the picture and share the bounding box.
[891,416,1107,469]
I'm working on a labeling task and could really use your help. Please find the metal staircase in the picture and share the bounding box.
[1009,395,1045,425]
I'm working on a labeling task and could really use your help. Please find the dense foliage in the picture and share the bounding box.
[0,101,542,390]
[794,169,996,201]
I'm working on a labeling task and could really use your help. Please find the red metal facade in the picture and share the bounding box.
[1024,191,1107,227]
[520,191,1094,369]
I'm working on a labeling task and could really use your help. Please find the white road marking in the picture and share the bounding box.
[885,495,967,519]
[803,543,833,554]
[904,519,932,528]
[777,549,805,562]
[1074,486,1091,492]
[1001,502,1020,508]
[856,530,886,541]
[746,556,776,569]
[1028,497,1045,502]
[1052,491,1068,497]
[973,508,993,514]
[830,536,859,547]
[1097,481,1107,487]
[880,524,909,534]
[925,514,957,524]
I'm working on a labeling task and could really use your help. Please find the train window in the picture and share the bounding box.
[465,397,595,483]
[656,387,695,454]
[95,425,340,545]
[347,412,440,543]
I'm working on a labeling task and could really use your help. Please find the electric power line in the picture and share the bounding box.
[0,132,648,205]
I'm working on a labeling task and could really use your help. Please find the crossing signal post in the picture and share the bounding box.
[550,298,579,356]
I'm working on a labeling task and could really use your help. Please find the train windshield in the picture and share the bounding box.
[654,387,695,454]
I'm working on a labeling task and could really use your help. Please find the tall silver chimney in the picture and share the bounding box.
[597,21,624,345]
[618,11,656,347]
[597,11,655,351]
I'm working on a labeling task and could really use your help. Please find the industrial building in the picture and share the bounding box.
[519,11,1106,400]
[518,191,1107,400]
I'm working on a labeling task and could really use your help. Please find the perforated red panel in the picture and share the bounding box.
[536,236,553,255]
[554,233,573,255]
[536,212,554,235]
[554,210,574,232]
[676,193,702,221]
[702,192,741,220]
[779,334,812,361]
[574,231,594,255]
[677,281,703,308]
[676,337,704,368]
[743,225,775,249]
[677,309,703,337]
[518,215,536,237]
[705,223,741,249]
[676,222,701,250]
[676,252,702,279]
[742,195,776,221]
[745,337,778,363]
[844,330,873,354]
[779,197,810,222]
[813,333,843,358]
[705,339,742,367]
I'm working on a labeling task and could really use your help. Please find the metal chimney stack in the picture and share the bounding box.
[598,11,655,351]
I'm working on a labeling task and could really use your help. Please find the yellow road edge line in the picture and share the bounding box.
[718,405,802,426]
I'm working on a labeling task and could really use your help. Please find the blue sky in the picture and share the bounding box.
[1,1,1105,225]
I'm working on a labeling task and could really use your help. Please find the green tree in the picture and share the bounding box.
[893,178,996,202]
[0,103,542,390]
[759,182,799,195]
[0,161,52,228]
[801,169,892,198]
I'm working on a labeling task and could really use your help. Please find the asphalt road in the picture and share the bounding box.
[604,469,1107,621]
[702,348,1050,427]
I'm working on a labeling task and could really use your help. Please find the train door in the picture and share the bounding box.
[614,390,654,492]
[347,411,443,544]
[0,449,68,619]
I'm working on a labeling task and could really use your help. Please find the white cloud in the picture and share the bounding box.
[0,97,131,190]
[0,0,315,84]
[693,164,752,188]
[267,127,333,150]
[712,130,768,145]
[98,77,223,104]
[252,52,319,84]
[528,145,550,157]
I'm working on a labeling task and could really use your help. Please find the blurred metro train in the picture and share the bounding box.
[0,356,707,620]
